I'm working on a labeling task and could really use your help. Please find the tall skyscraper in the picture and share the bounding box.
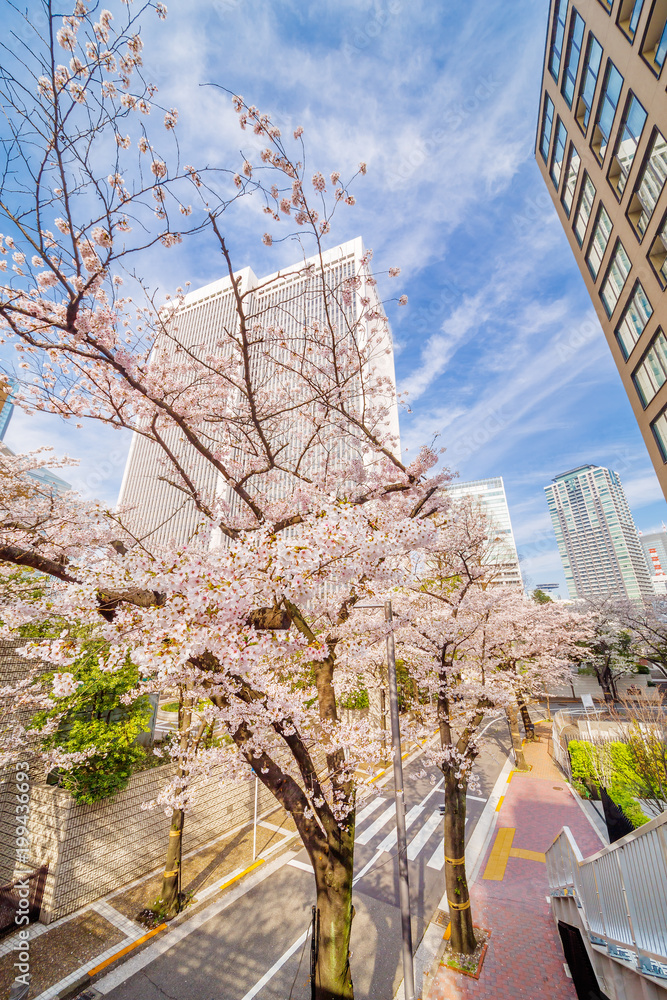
[447,477,524,588]
[545,464,653,600]
[536,1,667,499]
[118,237,400,548]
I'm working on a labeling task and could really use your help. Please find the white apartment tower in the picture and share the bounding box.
[447,477,524,589]
[545,465,653,601]
[118,238,400,548]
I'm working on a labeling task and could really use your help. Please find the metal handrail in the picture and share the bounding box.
[546,812,667,980]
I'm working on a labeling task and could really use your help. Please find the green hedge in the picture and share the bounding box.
[568,740,649,828]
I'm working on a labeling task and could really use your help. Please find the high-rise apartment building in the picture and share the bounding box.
[537,0,667,499]
[447,477,524,588]
[545,464,653,600]
[118,238,399,549]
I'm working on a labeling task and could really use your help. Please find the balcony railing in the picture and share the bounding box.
[546,813,667,981]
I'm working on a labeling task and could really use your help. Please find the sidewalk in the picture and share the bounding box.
[0,805,298,1000]
[425,721,605,1000]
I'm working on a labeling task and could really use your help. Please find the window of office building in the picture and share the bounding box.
[615,280,653,356]
[618,0,646,39]
[597,0,613,11]
[648,212,667,285]
[642,0,667,73]
[592,61,624,162]
[600,239,632,315]
[539,93,555,163]
[586,204,613,277]
[651,406,667,461]
[573,173,596,244]
[550,118,568,188]
[549,0,570,81]
[629,128,667,237]
[562,12,585,107]
[576,34,604,131]
[609,93,647,196]
[633,329,667,406]
[561,144,581,215]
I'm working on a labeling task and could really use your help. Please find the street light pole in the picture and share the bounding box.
[384,600,416,1000]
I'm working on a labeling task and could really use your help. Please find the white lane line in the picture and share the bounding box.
[377,804,424,853]
[466,795,488,803]
[356,804,395,845]
[426,818,468,871]
[239,927,311,1000]
[407,809,441,861]
[259,821,289,832]
[355,795,385,827]
[353,848,383,884]
[288,859,313,873]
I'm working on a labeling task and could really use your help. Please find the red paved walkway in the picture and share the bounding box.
[426,726,605,1000]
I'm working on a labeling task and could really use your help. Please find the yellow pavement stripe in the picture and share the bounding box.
[495,795,505,812]
[443,921,451,941]
[509,848,546,863]
[218,858,265,891]
[482,827,515,881]
[507,770,515,783]
[88,923,167,976]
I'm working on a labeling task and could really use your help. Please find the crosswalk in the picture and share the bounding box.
[352,788,479,873]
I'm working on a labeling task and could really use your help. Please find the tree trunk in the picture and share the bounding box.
[443,768,476,955]
[159,689,192,918]
[306,819,355,999]
[161,807,184,918]
[507,704,528,770]
[595,662,616,704]
[517,694,534,741]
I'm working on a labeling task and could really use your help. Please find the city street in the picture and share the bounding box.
[102,723,512,1000]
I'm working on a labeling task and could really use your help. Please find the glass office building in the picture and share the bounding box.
[447,477,524,589]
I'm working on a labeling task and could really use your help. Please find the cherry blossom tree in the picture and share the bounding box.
[0,4,447,995]
[389,504,590,956]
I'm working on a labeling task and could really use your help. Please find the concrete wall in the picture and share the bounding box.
[552,896,667,999]
[3,762,279,923]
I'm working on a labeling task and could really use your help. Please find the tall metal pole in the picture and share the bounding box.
[385,600,415,1000]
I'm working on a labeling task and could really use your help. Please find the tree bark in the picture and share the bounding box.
[507,704,528,770]
[517,693,534,740]
[161,807,184,918]
[443,768,476,955]
[306,820,356,1000]
[159,691,192,917]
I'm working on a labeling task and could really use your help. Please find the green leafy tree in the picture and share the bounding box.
[26,622,152,803]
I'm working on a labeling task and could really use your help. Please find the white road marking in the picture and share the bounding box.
[355,804,395,845]
[288,859,313,873]
[377,804,424,853]
[239,927,311,1000]
[466,795,488,803]
[407,809,442,861]
[355,795,385,827]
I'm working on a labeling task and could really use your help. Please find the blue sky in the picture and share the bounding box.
[6,0,667,594]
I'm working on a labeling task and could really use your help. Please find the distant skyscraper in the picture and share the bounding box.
[638,526,667,593]
[0,376,15,440]
[545,464,653,601]
[118,238,399,549]
[536,0,667,501]
[447,477,523,589]
[536,582,561,598]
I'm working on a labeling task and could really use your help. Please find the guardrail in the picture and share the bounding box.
[546,813,667,981]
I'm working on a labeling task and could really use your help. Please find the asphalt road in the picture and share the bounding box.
[103,721,512,1000]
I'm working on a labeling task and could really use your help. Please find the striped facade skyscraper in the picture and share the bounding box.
[118,237,399,549]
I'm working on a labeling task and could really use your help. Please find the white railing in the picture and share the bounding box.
[546,813,667,981]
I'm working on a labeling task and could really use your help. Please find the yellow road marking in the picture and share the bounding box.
[495,795,505,812]
[482,827,515,881]
[509,848,546,863]
[443,921,451,940]
[88,924,167,976]
[218,858,265,892]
